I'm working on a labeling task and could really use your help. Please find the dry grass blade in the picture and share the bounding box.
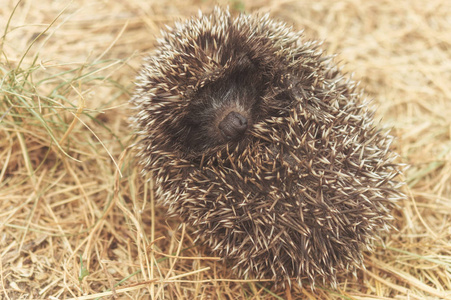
[1,0,450,299]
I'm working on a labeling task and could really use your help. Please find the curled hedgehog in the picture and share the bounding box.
[130,7,404,287]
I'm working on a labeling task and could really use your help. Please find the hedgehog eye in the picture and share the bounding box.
[218,111,248,141]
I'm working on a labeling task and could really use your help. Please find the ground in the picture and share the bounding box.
[1,0,450,299]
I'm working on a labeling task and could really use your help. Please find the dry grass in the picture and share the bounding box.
[1,0,450,299]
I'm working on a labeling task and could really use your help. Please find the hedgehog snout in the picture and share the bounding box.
[218,111,248,141]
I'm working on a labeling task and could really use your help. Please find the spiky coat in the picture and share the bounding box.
[130,7,403,287]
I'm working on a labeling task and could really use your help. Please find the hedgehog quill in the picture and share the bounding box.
[130,7,404,288]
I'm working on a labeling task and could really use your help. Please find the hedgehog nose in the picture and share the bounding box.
[218,111,248,141]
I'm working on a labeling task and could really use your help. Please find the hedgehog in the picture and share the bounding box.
[130,7,404,288]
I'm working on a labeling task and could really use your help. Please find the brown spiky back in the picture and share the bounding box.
[130,7,403,287]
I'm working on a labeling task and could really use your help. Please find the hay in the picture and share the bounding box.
[1,0,450,299]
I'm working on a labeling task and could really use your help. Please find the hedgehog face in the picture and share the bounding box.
[180,56,265,153]
[130,7,403,288]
